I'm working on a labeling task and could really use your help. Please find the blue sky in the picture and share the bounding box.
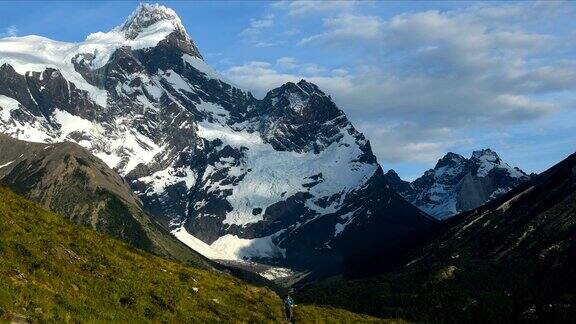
[1,1,575,180]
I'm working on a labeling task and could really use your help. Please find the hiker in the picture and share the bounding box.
[284,295,295,321]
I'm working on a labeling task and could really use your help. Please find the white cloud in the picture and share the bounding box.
[223,60,352,99]
[357,121,460,164]
[224,61,301,97]
[250,14,275,28]
[0,25,18,37]
[272,0,359,17]
[292,5,572,119]
[276,57,298,69]
[384,9,553,58]
[331,68,349,77]
[226,2,576,165]
[299,63,326,75]
[240,14,278,47]
[299,14,382,45]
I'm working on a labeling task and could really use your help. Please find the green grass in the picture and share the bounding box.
[0,185,284,322]
[0,185,393,323]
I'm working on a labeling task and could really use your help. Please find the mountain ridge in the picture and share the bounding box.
[298,150,576,322]
[385,149,530,219]
[0,3,434,276]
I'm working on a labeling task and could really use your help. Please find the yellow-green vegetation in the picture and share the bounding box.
[0,185,284,322]
[294,305,402,324]
[0,185,393,323]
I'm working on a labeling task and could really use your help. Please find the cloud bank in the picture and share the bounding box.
[225,2,576,170]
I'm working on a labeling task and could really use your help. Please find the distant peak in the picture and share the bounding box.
[443,152,466,160]
[385,169,400,177]
[297,79,319,89]
[260,79,341,120]
[274,79,325,97]
[471,148,499,160]
[435,152,466,169]
[297,79,325,95]
[120,3,185,39]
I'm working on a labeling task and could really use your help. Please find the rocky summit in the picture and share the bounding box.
[0,3,434,274]
[385,149,531,219]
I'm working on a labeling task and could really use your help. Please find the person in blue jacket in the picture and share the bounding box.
[285,294,295,321]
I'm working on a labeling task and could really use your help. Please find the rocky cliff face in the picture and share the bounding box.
[386,149,530,219]
[0,3,435,272]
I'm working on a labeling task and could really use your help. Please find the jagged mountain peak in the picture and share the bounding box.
[262,79,337,118]
[268,79,326,99]
[434,152,467,169]
[120,3,185,39]
[296,79,323,94]
[102,2,204,60]
[471,148,499,161]
[0,8,434,276]
[269,79,324,94]
[383,169,414,197]
[252,78,367,154]
[386,148,531,219]
[469,148,526,178]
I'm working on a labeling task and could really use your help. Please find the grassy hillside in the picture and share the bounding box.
[0,135,294,301]
[0,185,284,322]
[0,135,211,268]
[0,185,400,323]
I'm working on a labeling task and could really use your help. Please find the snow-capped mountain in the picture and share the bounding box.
[385,149,530,219]
[0,3,435,272]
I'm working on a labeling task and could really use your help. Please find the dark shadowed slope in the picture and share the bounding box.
[299,151,576,323]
